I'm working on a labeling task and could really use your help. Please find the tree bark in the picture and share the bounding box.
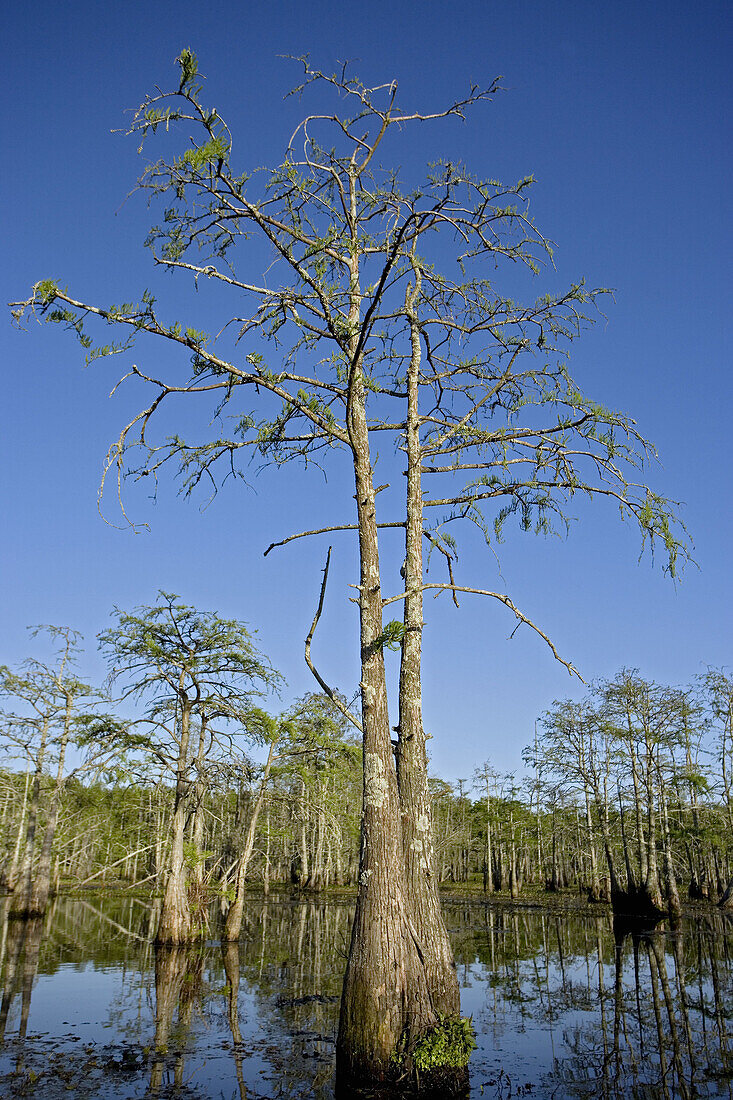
[337,325,438,1086]
[718,873,733,909]
[659,780,682,919]
[395,290,459,1019]
[156,697,193,945]
[156,793,191,944]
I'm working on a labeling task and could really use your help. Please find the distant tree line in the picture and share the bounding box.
[1,598,731,934]
[433,668,733,916]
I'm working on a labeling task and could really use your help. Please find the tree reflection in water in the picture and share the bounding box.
[0,894,729,1098]
[467,905,732,1099]
[149,946,205,1095]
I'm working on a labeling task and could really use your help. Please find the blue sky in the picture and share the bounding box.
[2,0,731,782]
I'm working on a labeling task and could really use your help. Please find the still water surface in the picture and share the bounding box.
[0,893,730,1098]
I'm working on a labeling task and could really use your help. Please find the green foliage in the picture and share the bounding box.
[99,590,282,706]
[178,136,229,172]
[177,48,199,92]
[48,306,92,348]
[34,278,60,305]
[392,1016,476,1072]
[182,842,213,870]
[369,620,406,655]
[637,490,685,577]
[185,326,208,346]
[412,1016,476,1071]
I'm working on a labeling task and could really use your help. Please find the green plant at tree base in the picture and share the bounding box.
[393,1015,476,1072]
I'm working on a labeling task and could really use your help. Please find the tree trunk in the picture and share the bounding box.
[224,737,277,941]
[549,811,559,892]
[25,695,74,916]
[156,793,191,944]
[6,761,31,894]
[643,747,664,911]
[484,784,494,895]
[297,777,310,887]
[10,721,49,919]
[617,792,635,893]
[628,742,647,883]
[337,337,439,1088]
[585,792,604,901]
[156,698,193,944]
[395,292,459,1020]
[597,794,622,897]
[659,781,682,919]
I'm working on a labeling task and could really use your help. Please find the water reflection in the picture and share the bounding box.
[465,905,732,1099]
[0,893,729,1098]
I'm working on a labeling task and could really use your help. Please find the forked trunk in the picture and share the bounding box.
[337,361,444,1089]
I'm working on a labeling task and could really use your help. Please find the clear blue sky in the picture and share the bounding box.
[2,0,731,782]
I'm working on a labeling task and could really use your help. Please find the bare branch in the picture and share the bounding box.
[382,583,582,680]
[304,547,363,733]
[264,521,405,557]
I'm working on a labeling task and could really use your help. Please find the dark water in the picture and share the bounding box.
[0,892,730,1098]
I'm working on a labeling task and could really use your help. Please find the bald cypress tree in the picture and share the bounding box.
[99,592,280,944]
[12,51,687,1090]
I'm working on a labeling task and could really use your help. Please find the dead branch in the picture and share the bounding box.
[304,547,363,733]
[264,521,405,557]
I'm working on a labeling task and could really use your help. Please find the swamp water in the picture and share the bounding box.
[0,893,730,1099]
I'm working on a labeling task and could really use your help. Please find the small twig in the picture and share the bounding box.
[422,529,460,607]
[305,547,363,733]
